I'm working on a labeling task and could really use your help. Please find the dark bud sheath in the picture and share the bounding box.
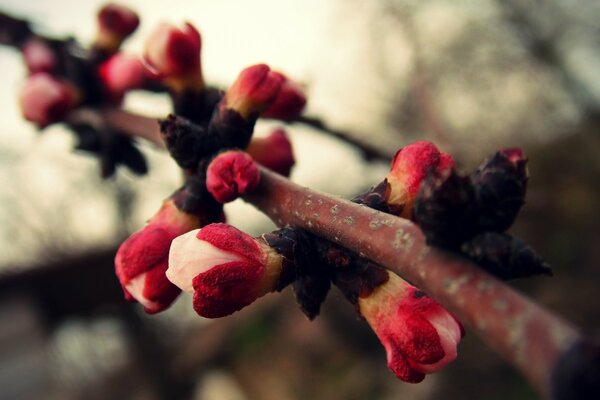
[470,148,528,232]
[264,229,330,320]
[0,12,32,46]
[352,180,393,214]
[171,87,223,125]
[159,114,218,170]
[461,232,552,280]
[413,169,478,249]
[207,107,256,151]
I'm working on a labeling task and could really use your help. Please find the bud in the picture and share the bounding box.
[222,64,284,119]
[359,273,464,383]
[262,72,306,120]
[115,199,202,313]
[19,73,78,128]
[206,150,260,203]
[21,38,57,74]
[246,128,295,176]
[413,169,478,249]
[95,3,140,52]
[143,22,203,91]
[385,141,454,218]
[167,223,290,318]
[98,53,145,102]
[461,232,552,280]
[470,148,528,232]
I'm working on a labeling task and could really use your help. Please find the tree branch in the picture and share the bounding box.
[243,167,597,400]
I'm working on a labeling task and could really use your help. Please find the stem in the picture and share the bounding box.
[243,167,590,399]
[67,108,165,147]
[290,115,395,161]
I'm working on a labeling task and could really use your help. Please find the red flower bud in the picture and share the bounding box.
[21,39,57,74]
[143,22,203,91]
[98,53,145,102]
[96,3,139,52]
[246,128,295,176]
[206,150,260,203]
[359,273,464,383]
[223,64,284,119]
[19,73,78,128]
[262,72,306,120]
[386,141,454,218]
[167,223,285,318]
[115,199,202,314]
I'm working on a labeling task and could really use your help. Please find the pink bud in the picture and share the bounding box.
[386,141,454,218]
[115,199,201,314]
[143,22,202,89]
[359,273,464,383]
[206,150,260,203]
[21,39,57,74]
[19,73,77,128]
[246,129,295,176]
[167,223,284,318]
[96,3,139,51]
[98,53,145,102]
[262,72,306,120]
[223,64,284,118]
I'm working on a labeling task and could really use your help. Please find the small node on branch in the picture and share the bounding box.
[206,150,261,203]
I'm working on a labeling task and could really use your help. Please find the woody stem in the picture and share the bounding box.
[243,167,594,400]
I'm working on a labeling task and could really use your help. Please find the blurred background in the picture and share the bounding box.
[0,0,599,399]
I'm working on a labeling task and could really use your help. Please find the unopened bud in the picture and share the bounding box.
[385,141,454,218]
[359,273,464,383]
[21,38,57,74]
[96,3,139,52]
[98,53,145,102]
[143,22,203,91]
[206,150,260,203]
[19,73,78,128]
[262,72,306,120]
[167,223,292,318]
[246,128,295,176]
[222,64,284,119]
[115,199,201,313]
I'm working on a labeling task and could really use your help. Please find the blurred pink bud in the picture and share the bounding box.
[96,3,139,51]
[98,53,145,102]
[115,199,201,314]
[223,64,284,118]
[167,223,284,318]
[21,39,57,74]
[359,273,464,383]
[246,129,295,176]
[19,73,78,128]
[262,72,306,120]
[143,22,203,90]
[386,140,454,218]
[206,150,260,203]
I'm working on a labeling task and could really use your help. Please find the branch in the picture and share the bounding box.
[243,167,598,400]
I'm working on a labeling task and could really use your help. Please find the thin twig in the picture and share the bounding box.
[243,167,594,399]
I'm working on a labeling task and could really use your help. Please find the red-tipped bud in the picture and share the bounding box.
[262,72,306,120]
[96,3,139,52]
[206,150,260,203]
[143,22,203,91]
[246,128,295,176]
[167,223,285,318]
[98,53,145,102]
[19,73,78,128]
[386,141,454,218]
[223,64,284,119]
[115,199,201,314]
[21,39,57,74]
[359,273,463,383]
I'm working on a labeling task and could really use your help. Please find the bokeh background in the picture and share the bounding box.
[1,0,599,399]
